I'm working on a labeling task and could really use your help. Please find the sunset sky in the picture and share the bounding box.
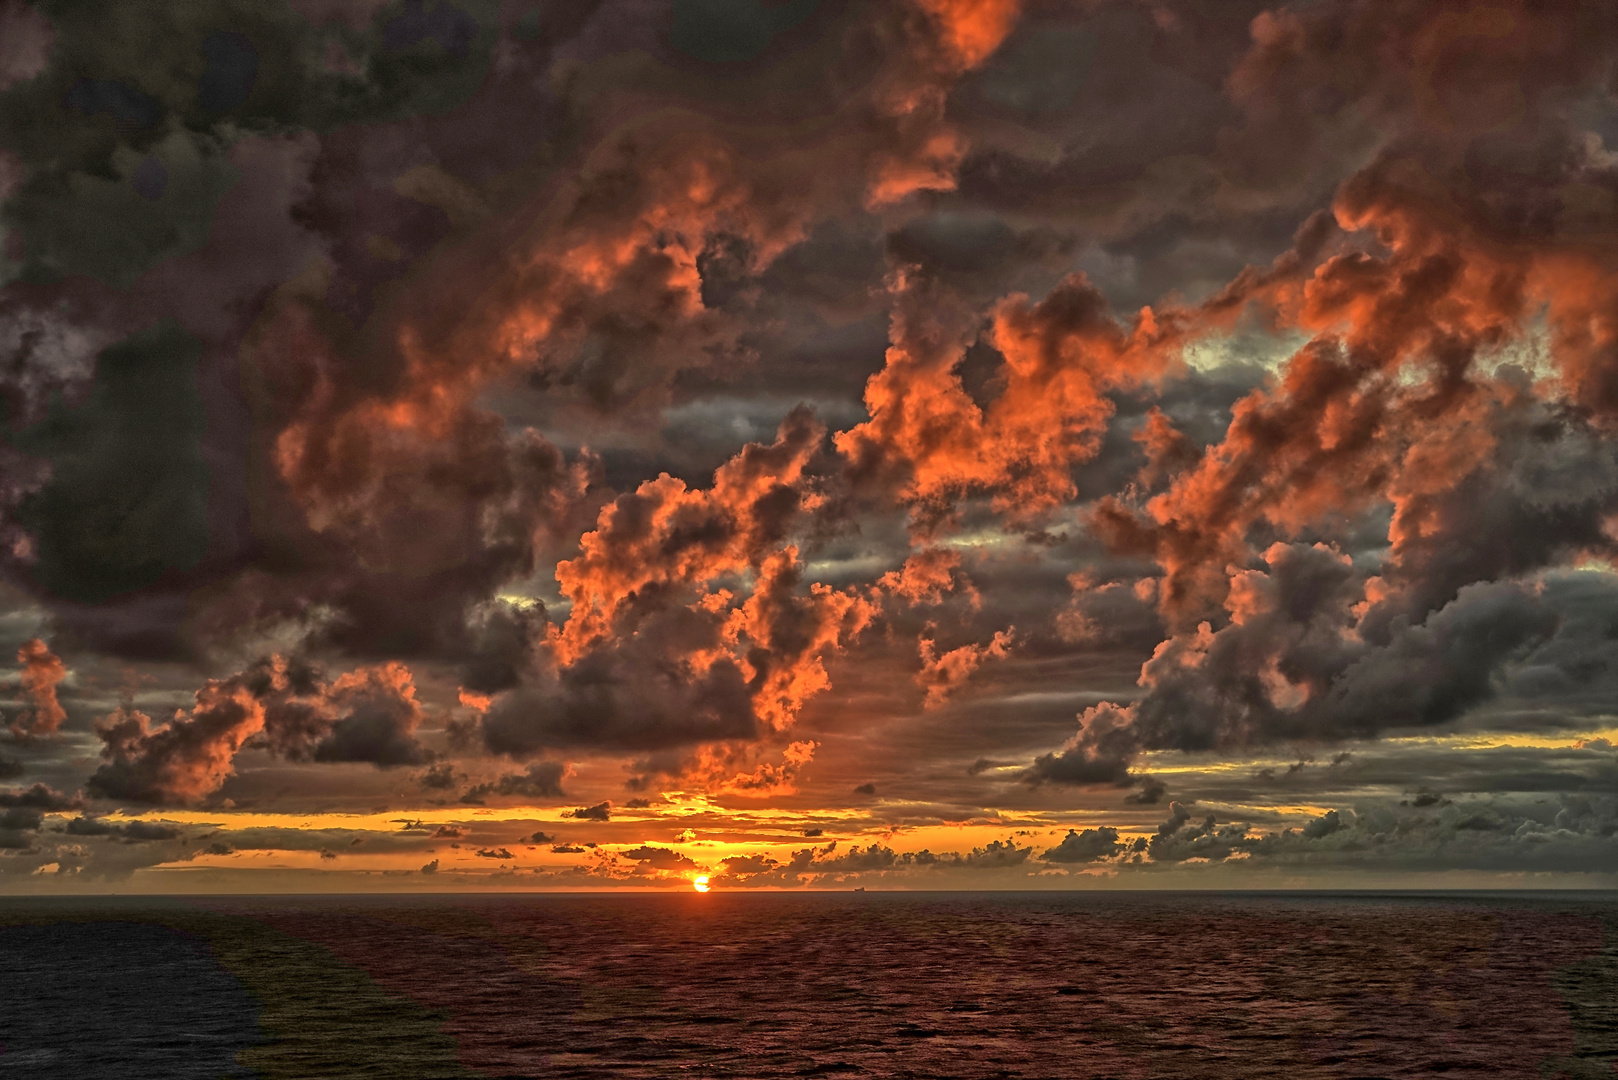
[1,0,1616,892]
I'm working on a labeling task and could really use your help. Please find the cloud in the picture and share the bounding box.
[0,805,41,832]
[0,1,54,93]
[1022,703,1136,787]
[1126,777,1168,805]
[916,627,1012,708]
[956,838,1031,869]
[1041,827,1123,864]
[913,0,1023,70]
[88,690,262,806]
[62,816,180,841]
[0,784,82,811]
[1032,544,1569,779]
[1119,794,1618,877]
[835,271,1195,532]
[619,845,697,871]
[713,836,1034,887]
[479,607,759,757]
[8,638,66,738]
[89,656,434,804]
[416,763,456,790]
[1,0,1011,681]
[879,547,978,608]
[7,0,1618,884]
[563,801,611,822]
[459,761,568,804]
[646,739,825,798]
[301,663,432,767]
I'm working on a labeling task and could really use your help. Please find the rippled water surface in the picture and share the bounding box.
[3,892,1616,1078]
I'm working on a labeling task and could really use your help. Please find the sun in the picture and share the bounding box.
[692,875,710,893]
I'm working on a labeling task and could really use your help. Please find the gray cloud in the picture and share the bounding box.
[459,760,567,804]
[1041,827,1122,864]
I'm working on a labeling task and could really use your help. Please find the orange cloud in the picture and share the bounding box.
[838,271,1193,532]
[9,638,66,738]
[725,548,878,731]
[555,408,826,662]
[917,628,1012,709]
[712,739,820,797]
[247,4,1037,649]
[879,547,978,608]
[91,685,265,806]
[89,656,431,805]
[913,0,1023,70]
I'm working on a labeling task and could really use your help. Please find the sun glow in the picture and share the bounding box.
[693,875,710,893]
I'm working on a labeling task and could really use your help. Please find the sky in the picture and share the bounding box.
[0,0,1616,893]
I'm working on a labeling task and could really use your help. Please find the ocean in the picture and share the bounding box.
[2,891,1615,1078]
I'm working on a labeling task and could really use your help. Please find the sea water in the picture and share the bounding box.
[2,891,1615,1078]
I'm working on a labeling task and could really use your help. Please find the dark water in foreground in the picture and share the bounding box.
[1,892,1615,1079]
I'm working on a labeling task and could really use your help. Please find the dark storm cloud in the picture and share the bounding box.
[1118,794,1618,877]
[1145,803,1251,864]
[0,783,82,811]
[459,760,567,804]
[713,836,1040,887]
[0,805,41,831]
[1035,537,1595,783]
[956,838,1031,868]
[415,762,456,790]
[7,324,211,613]
[6,0,1618,852]
[1022,702,1135,786]
[88,655,433,805]
[1355,405,1618,644]
[990,2,1618,785]
[951,0,1307,308]
[478,609,759,757]
[1125,776,1168,805]
[1041,826,1122,864]
[61,816,180,841]
[1499,572,1618,718]
[1137,737,1618,817]
[0,0,1025,670]
[0,0,554,659]
[619,845,696,870]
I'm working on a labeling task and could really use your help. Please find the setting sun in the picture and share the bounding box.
[693,876,710,893]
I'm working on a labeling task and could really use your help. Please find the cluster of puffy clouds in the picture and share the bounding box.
[1,0,1618,885]
[671,786,1618,889]
[0,773,1613,889]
